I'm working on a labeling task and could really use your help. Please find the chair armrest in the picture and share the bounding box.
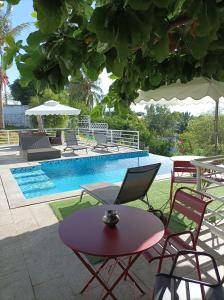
[159,231,196,267]
[165,230,196,247]
[148,208,167,225]
[169,250,222,284]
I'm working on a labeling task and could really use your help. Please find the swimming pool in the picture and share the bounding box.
[11,151,172,199]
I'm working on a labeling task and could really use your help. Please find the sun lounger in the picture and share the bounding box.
[80,163,161,208]
[64,130,88,153]
[20,135,61,161]
[93,132,119,151]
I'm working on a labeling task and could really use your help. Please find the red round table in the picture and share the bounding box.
[59,205,164,299]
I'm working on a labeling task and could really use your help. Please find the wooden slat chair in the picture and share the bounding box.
[144,187,213,273]
[154,250,224,300]
[170,161,197,206]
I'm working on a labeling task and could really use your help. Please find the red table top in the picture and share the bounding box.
[59,205,164,257]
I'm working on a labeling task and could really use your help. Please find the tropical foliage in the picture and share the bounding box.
[177,115,224,156]
[3,0,224,113]
[10,79,36,105]
[0,3,29,128]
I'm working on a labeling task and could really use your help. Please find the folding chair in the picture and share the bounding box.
[170,160,197,206]
[144,187,212,272]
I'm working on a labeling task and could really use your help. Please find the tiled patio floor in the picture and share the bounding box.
[0,145,224,299]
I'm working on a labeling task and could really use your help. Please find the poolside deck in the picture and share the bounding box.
[0,145,224,300]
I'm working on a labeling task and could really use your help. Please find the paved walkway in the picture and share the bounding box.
[0,145,224,299]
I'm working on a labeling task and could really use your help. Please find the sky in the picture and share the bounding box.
[4,1,223,116]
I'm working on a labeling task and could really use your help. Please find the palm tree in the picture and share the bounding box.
[68,71,103,110]
[0,3,30,128]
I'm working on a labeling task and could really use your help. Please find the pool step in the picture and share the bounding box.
[14,169,55,192]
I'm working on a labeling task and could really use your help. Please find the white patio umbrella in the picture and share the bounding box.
[25,100,80,130]
[136,77,224,153]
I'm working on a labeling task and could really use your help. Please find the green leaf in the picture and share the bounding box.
[196,1,218,37]
[150,33,169,62]
[105,48,125,77]
[127,0,151,11]
[27,31,49,47]
[34,0,65,33]
[149,73,162,87]
[5,35,16,47]
[31,11,37,18]
[88,5,113,42]
[6,0,20,4]
[153,0,175,8]
[186,36,211,59]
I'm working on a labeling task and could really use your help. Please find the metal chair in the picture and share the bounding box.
[64,130,88,153]
[80,163,161,208]
[93,132,119,151]
[144,187,212,273]
[170,160,197,206]
[153,250,224,300]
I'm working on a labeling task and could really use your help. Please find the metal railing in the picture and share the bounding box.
[78,128,139,149]
[191,155,224,239]
[0,128,140,149]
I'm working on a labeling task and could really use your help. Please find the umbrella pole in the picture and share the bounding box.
[214,99,219,154]
[37,115,44,132]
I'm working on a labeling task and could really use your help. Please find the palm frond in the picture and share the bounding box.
[9,23,31,37]
[5,4,12,18]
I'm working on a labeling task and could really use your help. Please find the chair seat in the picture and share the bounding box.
[143,228,193,262]
[80,182,121,204]
[154,274,224,300]
[70,145,88,151]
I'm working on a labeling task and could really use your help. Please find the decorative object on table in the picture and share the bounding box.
[102,209,119,227]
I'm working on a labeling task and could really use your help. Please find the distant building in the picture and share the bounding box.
[4,105,31,128]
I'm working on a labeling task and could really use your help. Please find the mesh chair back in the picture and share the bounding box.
[20,136,51,150]
[64,131,78,146]
[94,132,107,144]
[115,163,161,204]
[167,187,213,243]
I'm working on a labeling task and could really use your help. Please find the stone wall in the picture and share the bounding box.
[4,105,31,128]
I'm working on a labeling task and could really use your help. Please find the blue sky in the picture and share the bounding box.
[6,0,35,84]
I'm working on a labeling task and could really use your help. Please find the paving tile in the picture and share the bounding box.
[0,238,26,277]
[34,275,75,300]
[0,270,35,300]
[0,223,17,241]
[0,210,13,226]
[29,203,58,227]
[11,206,39,234]
[22,225,79,286]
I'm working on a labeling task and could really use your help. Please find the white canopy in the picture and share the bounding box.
[135,77,224,153]
[136,77,224,103]
[25,100,80,116]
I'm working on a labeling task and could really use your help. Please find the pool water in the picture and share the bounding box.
[11,151,172,199]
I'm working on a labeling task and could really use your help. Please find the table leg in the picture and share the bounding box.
[74,251,117,300]
[117,257,145,295]
[101,253,144,300]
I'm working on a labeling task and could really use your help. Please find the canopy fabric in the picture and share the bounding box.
[135,77,224,154]
[136,77,224,103]
[25,100,80,116]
